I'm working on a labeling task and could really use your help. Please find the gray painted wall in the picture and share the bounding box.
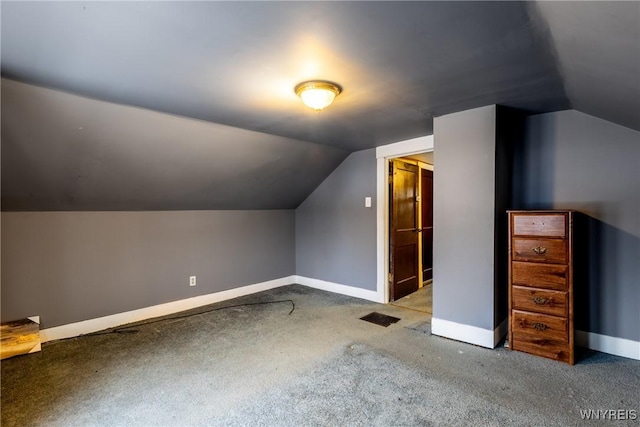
[295,149,377,290]
[1,210,295,328]
[533,2,640,131]
[433,106,498,331]
[520,110,640,341]
[1,79,347,211]
[494,107,525,328]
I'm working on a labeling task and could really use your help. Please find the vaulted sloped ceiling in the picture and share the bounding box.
[1,79,347,210]
[534,1,640,131]
[1,1,638,211]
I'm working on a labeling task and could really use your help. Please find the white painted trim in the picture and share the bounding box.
[29,316,42,354]
[576,330,640,361]
[37,273,640,360]
[376,156,388,303]
[40,276,296,343]
[375,135,434,304]
[430,320,639,359]
[376,135,434,159]
[494,318,508,347]
[431,317,500,349]
[294,276,382,303]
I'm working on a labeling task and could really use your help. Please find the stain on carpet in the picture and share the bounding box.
[215,343,567,427]
[405,320,431,335]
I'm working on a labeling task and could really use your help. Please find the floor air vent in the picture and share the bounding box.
[360,312,400,327]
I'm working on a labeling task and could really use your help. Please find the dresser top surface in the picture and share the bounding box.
[508,210,574,214]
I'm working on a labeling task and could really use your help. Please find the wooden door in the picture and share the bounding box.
[421,169,434,282]
[389,160,419,301]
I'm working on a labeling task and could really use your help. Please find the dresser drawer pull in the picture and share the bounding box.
[532,297,550,305]
[531,246,547,255]
[532,322,549,331]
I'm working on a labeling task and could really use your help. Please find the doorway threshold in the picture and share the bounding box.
[389,284,433,315]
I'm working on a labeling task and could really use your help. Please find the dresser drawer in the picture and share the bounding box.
[512,238,567,264]
[512,286,568,317]
[511,334,572,364]
[512,214,566,237]
[512,262,568,291]
[512,310,568,342]
[508,211,575,365]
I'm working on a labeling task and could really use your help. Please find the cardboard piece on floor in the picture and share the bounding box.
[1,316,41,360]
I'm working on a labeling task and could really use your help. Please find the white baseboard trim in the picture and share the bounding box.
[431,317,503,349]
[38,276,640,361]
[430,318,640,359]
[576,330,640,361]
[40,276,296,343]
[494,318,508,347]
[294,276,382,303]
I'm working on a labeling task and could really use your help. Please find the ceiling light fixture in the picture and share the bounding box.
[295,80,342,111]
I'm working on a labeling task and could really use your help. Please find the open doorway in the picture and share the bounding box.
[374,135,433,306]
[389,153,433,315]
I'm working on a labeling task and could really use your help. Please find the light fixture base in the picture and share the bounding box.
[295,80,342,111]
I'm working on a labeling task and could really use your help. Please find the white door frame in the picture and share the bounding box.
[375,135,434,303]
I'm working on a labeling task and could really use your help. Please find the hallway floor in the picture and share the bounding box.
[392,282,433,314]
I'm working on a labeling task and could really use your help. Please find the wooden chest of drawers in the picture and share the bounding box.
[508,210,574,364]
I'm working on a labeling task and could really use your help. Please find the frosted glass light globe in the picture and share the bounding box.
[295,81,342,111]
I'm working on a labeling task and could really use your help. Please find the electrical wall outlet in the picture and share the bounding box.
[189,276,197,287]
